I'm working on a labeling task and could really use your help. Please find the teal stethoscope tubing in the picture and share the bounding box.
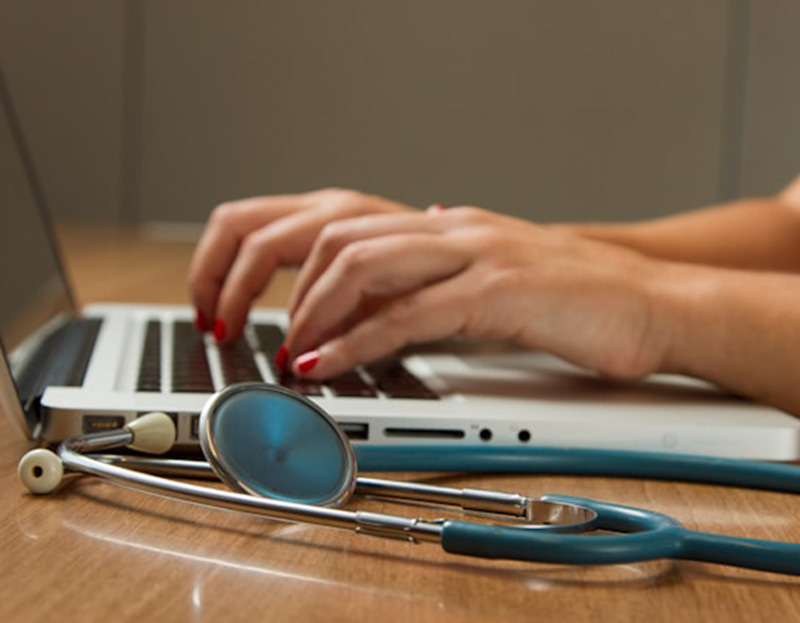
[89,450,800,574]
[358,445,800,574]
[442,494,800,575]
[355,445,800,493]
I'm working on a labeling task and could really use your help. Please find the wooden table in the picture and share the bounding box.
[2,226,800,622]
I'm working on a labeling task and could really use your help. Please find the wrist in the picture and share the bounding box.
[644,261,729,379]
[547,221,646,250]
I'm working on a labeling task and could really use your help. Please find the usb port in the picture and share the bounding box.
[190,414,200,440]
[82,415,125,433]
[339,422,369,440]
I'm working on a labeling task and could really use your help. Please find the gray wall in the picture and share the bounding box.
[0,0,126,222]
[739,0,800,197]
[2,1,799,226]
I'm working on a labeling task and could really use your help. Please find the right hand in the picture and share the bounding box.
[188,188,415,343]
[284,206,670,382]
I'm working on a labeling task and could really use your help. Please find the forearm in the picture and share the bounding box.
[556,194,800,272]
[651,263,800,415]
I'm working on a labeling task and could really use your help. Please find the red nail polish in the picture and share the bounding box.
[195,309,209,332]
[295,350,320,374]
[213,319,226,342]
[275,344,289,370]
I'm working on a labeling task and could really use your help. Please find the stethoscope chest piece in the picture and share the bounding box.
[199,383,357,507]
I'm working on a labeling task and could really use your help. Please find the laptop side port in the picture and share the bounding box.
[339,422,369,441]
[82,415,125,433]
[383,427,465,439]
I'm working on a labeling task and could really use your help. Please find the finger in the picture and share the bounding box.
[285,232,469,357]
[192,189,417,336]
[288,210,450,315]
[188,196,308,326]
[288,205,505,317]
[212,205,368,343]
[291,272,475,379]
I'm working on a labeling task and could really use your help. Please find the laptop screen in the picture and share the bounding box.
[0,70,73,364]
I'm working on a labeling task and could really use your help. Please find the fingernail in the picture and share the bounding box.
[426,203,445,213]
[195,309,209,332]
[213,319,226,342]
[295,350,320,374]
[274,344,289,370]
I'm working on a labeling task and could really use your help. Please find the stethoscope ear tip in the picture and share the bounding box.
[18,448,64,494]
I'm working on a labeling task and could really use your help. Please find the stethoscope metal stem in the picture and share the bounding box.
[355,478,531,517]
[63,448,445,543]
[93,454,591,526]
[65,428,137,454]
[97,456,532,515]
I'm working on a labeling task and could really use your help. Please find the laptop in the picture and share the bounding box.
[3,71,800,461]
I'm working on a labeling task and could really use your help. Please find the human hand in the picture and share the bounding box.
[283,207,672,380]
[188,188,414,343]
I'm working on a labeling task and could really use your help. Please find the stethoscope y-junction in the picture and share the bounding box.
[17,382,800,575]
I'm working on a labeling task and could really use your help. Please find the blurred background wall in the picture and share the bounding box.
[1,0,799,227]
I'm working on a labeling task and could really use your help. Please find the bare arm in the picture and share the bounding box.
[556,175,800,271]
[653,261,800,414]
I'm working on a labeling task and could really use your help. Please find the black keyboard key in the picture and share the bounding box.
[253,323,286,375]
[218,339,263,384]
[278,372,324,397]
[328,371,377,397]
[136,320,161,392]
[172,321,214,392]
[249,324,322,395]
[137,321,161,391]
[366,359,438,399]
[253,322,433,399]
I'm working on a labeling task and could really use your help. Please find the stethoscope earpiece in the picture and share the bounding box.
[18,411,176,495]
[18,448,63,495]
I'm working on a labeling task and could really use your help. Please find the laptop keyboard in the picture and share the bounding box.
[137,320,438,399]
[172,321,214,392]
[136,320,162,392]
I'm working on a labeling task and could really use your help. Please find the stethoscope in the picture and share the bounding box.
[16,382,800,576]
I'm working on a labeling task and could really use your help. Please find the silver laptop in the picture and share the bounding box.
[3,71,800,461]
